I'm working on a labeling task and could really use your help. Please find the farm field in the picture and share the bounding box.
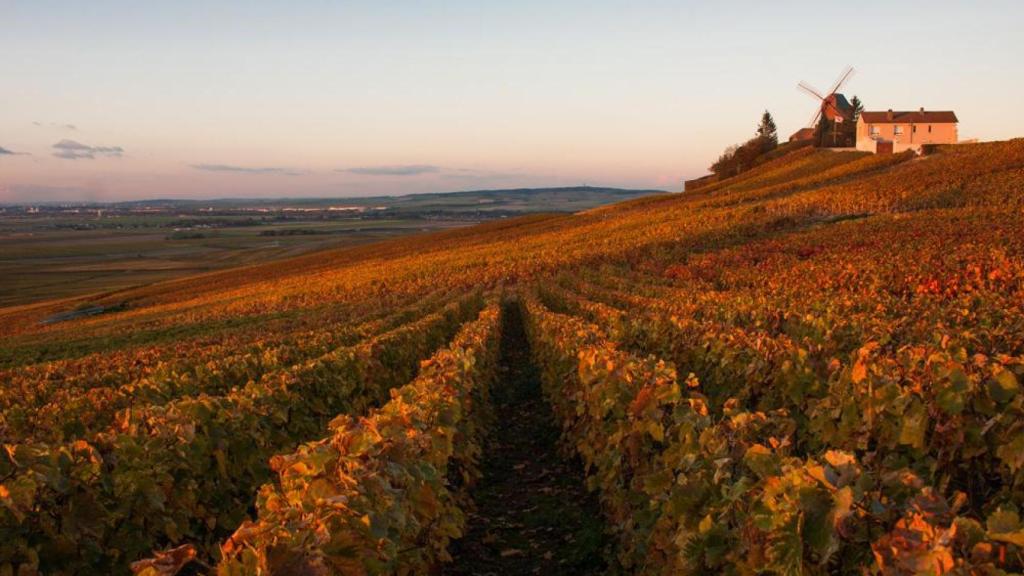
[2,139,1024,575]
[0,186,660,308]
[0,216,468,308]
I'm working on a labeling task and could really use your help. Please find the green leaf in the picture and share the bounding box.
[898,400,928,449]
[954,517,987,549]
[936,369,968,415]
[996,433,1024,473]
[744,444,780,480]
[988,370,1020,404]
[987,508,1022,533]
[767,515,804,576]
[799,486,836,561]
[643,469,674,495]
[988,508,1024,547]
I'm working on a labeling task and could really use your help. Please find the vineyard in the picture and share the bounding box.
[2,139,1024,575]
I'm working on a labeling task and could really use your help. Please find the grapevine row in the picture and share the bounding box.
[0,293,483,574]
[534,288,1023,574]
[185,303,502,576]
[0,288,452,416]
[1,290,457,443]
[535,261,1024,573]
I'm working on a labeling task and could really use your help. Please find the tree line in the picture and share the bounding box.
[709,111,779,178]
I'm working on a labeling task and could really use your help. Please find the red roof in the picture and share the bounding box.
[788,128,816,141]
[860,110,958,124]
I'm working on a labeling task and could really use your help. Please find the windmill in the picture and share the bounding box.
[797,66,856,146]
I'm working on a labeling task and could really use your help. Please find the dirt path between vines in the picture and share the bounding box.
[446,305,609,575]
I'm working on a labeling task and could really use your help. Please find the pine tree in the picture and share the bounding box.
[850,95,864,122]
[757,110,778,152]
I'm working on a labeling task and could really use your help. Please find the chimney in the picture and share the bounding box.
[919,106,925,113]
[886,109,894,120]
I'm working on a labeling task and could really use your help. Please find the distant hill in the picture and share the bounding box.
[368,186,668,214]
[13,186,668,216]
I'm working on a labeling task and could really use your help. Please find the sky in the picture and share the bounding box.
[2,0,1023,202]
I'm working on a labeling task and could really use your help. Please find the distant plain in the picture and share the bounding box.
[0,186,663,307]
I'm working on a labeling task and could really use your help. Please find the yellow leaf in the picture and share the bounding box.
[851,360,867,384]
[699,514,714,534]
[647,421,664,442]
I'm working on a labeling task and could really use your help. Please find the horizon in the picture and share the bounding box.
[0,184,668,206]
[3,0,1023,202]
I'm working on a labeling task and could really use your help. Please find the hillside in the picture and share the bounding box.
[2,139,1024,575]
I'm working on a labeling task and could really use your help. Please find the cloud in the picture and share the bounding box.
[191,163,303,176]
[52,139,123,160]
[34,121,77,131]
[339,164,440,176]
[0,146,29,156]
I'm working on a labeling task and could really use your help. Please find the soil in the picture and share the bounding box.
[446,305,609,575]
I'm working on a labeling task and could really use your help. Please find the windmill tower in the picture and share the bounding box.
[798,66,856,147]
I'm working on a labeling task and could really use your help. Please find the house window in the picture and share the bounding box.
[928,125,932,133]
[870,125,879,136]
[894,125,904,136]
[912,125,917,133]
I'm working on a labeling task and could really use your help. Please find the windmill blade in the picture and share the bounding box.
[798,81,825,100]
[808,107,823,129]
[829,66,855,95]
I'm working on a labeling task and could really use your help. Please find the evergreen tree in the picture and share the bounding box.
[757,111,778,143]
[757,110,778,152]
[850,95,864,122]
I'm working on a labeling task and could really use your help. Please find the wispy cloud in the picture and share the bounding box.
[191,163,303,176]
[0,146,31,157]
[33,121,78,131]
[52,139,123,160]
[339,164,440,176]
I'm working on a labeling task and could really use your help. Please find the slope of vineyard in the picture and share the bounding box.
[2,138,1024,575]
[214,304,502,575]
[1,295,483,572]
